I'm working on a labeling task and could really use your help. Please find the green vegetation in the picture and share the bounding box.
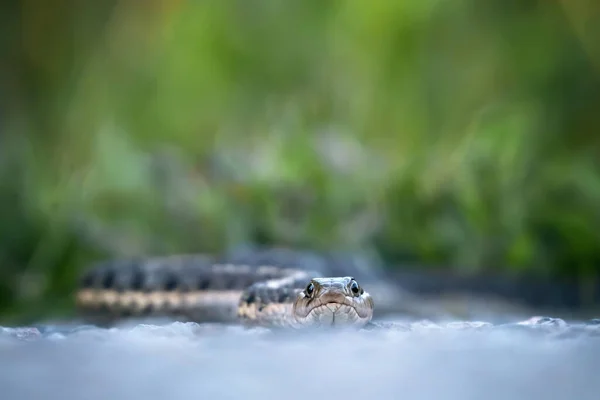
[2,0,600,322]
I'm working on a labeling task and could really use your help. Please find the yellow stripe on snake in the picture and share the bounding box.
[76,253,375,329]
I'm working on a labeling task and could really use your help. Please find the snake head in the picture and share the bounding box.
[292,276,374,329]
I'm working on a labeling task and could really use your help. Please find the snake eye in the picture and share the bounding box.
[350,280,361,296]
[305,282,315,297]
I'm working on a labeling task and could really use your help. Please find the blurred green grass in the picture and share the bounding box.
[1,0,600,322]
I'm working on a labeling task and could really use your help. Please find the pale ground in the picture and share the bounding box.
[0,320,598,400]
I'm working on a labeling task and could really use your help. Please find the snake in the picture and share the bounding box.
[75,250,377,329]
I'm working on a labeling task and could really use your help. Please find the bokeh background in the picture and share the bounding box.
[2,0,600,324]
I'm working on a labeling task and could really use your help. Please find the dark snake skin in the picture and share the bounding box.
[75,248,382,327]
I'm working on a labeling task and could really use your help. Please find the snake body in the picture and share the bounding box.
[76,251,375,329]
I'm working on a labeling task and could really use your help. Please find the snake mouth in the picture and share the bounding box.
[303,302,366,327]
[293,288,374,328]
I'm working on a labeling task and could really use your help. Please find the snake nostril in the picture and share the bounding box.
[350,280,360,296]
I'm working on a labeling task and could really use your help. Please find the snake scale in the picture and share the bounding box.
[75,248,385,329]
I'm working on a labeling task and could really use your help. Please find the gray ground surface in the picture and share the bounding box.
[1,318,599,400]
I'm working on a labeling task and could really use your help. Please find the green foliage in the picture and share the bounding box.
[2,0,600,320]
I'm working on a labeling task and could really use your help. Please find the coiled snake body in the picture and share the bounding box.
[75,249,600,338]
[76,251,376,329]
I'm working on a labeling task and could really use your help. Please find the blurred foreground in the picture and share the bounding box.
[2,319,600,400]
